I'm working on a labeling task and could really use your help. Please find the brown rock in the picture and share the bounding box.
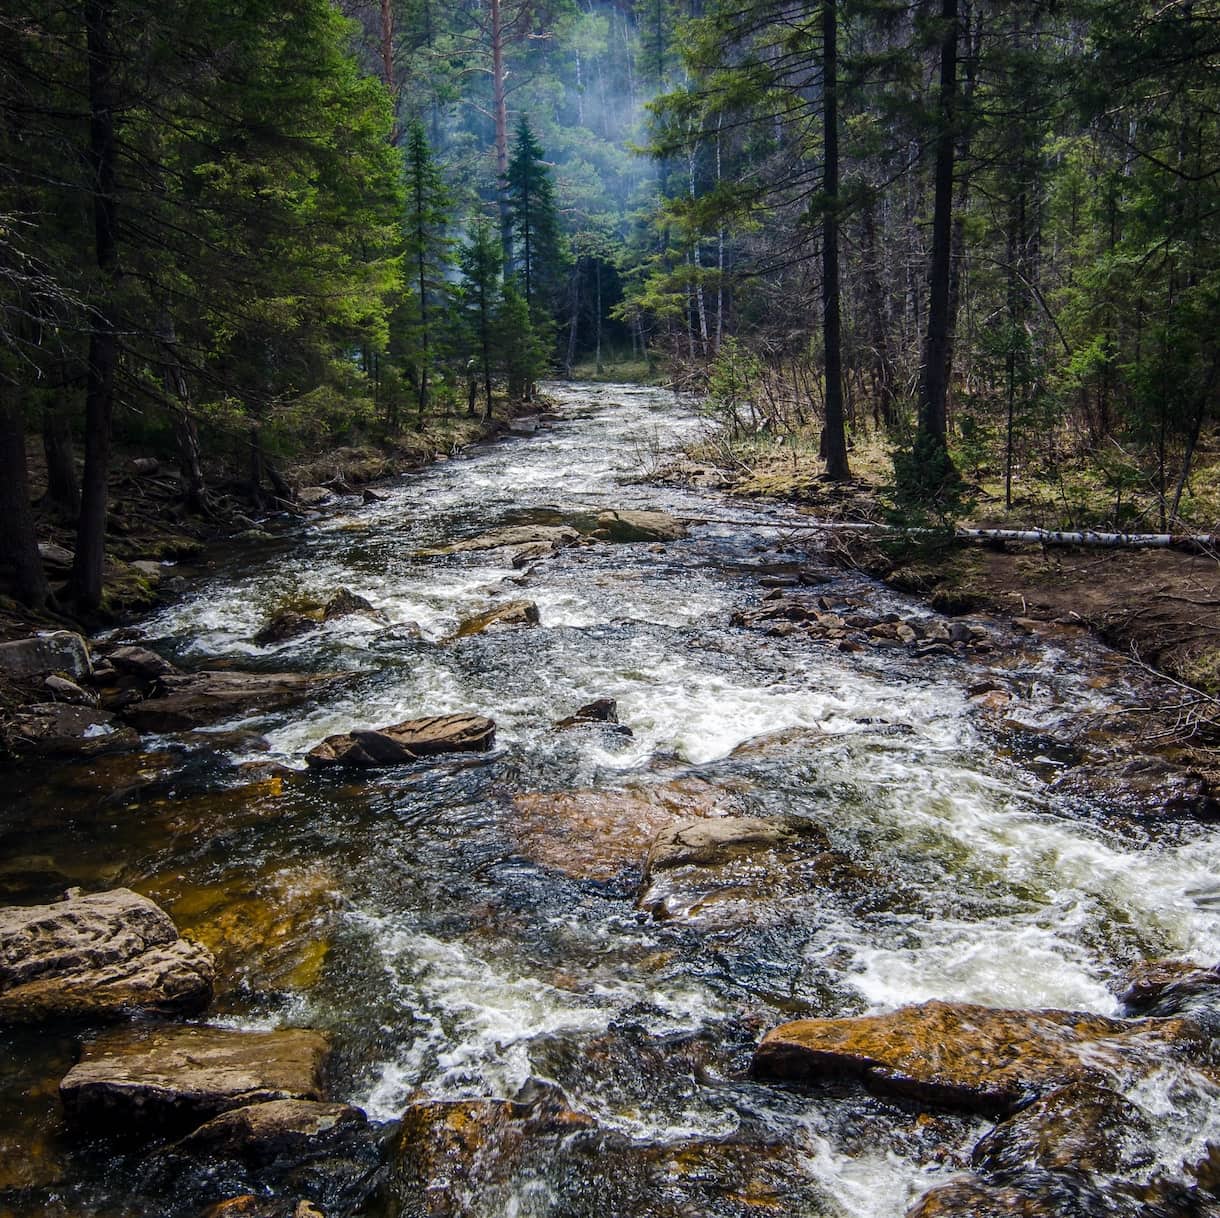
[108,644,179,679]
[644,815,825,872]
[297,487,332,507]
[254,612,319,646]
[122,671,351,732]
[305,713,495,768]
[970,1082,1153,1177]
[321,589,380,622]
[454,599,540,637]
[511,778,742,881]
[907,1179,1062,1218]
[1118,958,1220,1017]
[553,697,622,729]
[593,509,687,542]
[60,1024,330,1136]
[1051,756,1218,819]
[753,1000,1205,1117]
[418,524,579,558]
[6,704,141,757]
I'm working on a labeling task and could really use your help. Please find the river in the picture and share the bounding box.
[2,382,1219,1216]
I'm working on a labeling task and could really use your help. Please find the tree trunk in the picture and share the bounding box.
[73,0,119,612]
[0,390,50,610]
[380,0,399,142]
[821,0,850,481]
[595,259,604,373]
[492,0,512,267]
[915,0,959,452]
[564,256,581,377]
[42,402,80,519]
[861,201,898,428]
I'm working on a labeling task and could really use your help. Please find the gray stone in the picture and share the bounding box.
[306,713,495,768]
[0,631,91,680]
[7,704,140,757]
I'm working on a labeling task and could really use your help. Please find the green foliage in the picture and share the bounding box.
[886,431,973,549]
[704,337,763,437]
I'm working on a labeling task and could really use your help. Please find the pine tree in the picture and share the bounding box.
[506,117,567,326]
[458,220,503,418]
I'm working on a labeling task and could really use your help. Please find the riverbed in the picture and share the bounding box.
[2,383,1219,1217]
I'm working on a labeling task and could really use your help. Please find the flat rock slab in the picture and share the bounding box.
[122,671,352,732]
[7,703,141,757]
[305,713,495,768]
[0,631,91,680]
[454,599,540,637]
[753,1000,1205,1117]
[417,525,580,558]
[0,888,213,1022]
[61,1025,330,1136]
[593,509,687,542]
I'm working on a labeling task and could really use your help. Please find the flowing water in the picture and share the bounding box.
[3,383,1220,1216]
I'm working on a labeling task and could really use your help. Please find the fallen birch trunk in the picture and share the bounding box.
[681,515,1219,551]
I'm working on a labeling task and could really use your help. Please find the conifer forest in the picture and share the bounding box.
[3,5,1220,1218]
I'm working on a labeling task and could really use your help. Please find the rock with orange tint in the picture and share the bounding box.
[511,778,743,881]
[753,1001,1206,1117]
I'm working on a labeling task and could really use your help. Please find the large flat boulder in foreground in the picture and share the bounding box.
[61,1024,329,1136]
[305,713,495,768]
[753,1000,1205,1117]
[122,671,351,732]
[0,888,213,1022]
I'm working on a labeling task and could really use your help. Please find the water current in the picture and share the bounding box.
[3,383,1220,1216]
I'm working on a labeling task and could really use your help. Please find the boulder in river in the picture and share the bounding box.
[753,1000,1207,1117]
[60,1024,330,1137]
[152,1099,382,1216]
[305,713,495,768]
[417,524,579,558]
[593,508,687,542]
[0,888,214,1022]
[511,777,745,882]
[121,670,353,732]
[553,697,630,733]
[296,487,332,508]
[107,644,179,680]
[1117,958,1220,1018]
[0,631,92,681]
[254,611,319,646]
[636,814,861,922]
[454,599,540,637]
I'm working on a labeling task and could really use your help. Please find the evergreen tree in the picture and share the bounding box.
[402,118,454,422]
[458,220,503,418]
[506,118,567,326]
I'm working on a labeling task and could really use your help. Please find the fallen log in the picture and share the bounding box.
[679,514,1219,552]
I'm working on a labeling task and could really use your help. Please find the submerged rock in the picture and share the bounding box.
[6,703,141,757]
[553,697,629,733]
[593,508,687,543]
[60,1024,330,1137]
[122,670,351,732]
[637,814,860,922]
[753,1000,1206,1117]
[152,1099,382,1217]
[254,611,318,646]
[454,599,540,637]
[305,713,496,768]
[1117,958,1220,1018]
[1051,755,1219,819]
[511,778,744,881]
[0,888,214,1022]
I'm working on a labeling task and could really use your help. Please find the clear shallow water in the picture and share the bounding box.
[4,383,1220,1216]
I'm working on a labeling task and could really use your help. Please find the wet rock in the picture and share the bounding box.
[387,1083,593,1217]
[1190,1143,1220,1196]
[1117,958,1220,1018]
[198,1199,320,1218]
[6,703,141,757]
[121,670,351,732]
[418,524,579,558]
[637,814,855,922]
[60,1024,330,1137]
[0,631,91,680]
[553,697,625,730]
[321,589,381,622]
[297,487,332,508]
[907,1178,1070,1218]
[593,508,687,542]
[970,1083,1153,1177]
[0,888,213,1021]
[131,560,164,582]
[108,644,178,680]
[154,1100,381,1217]
[254,611,319,646]
[508,414,539,433]
[305,713,495,768]
[454,599,540,637]
[728,726,830,759]
[362,487,387,503]
[511,778,743,881]
[43,674,97,705]
[753,1000,1205,1117]
[1051,755,1219,819]
[131,456,160,476]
